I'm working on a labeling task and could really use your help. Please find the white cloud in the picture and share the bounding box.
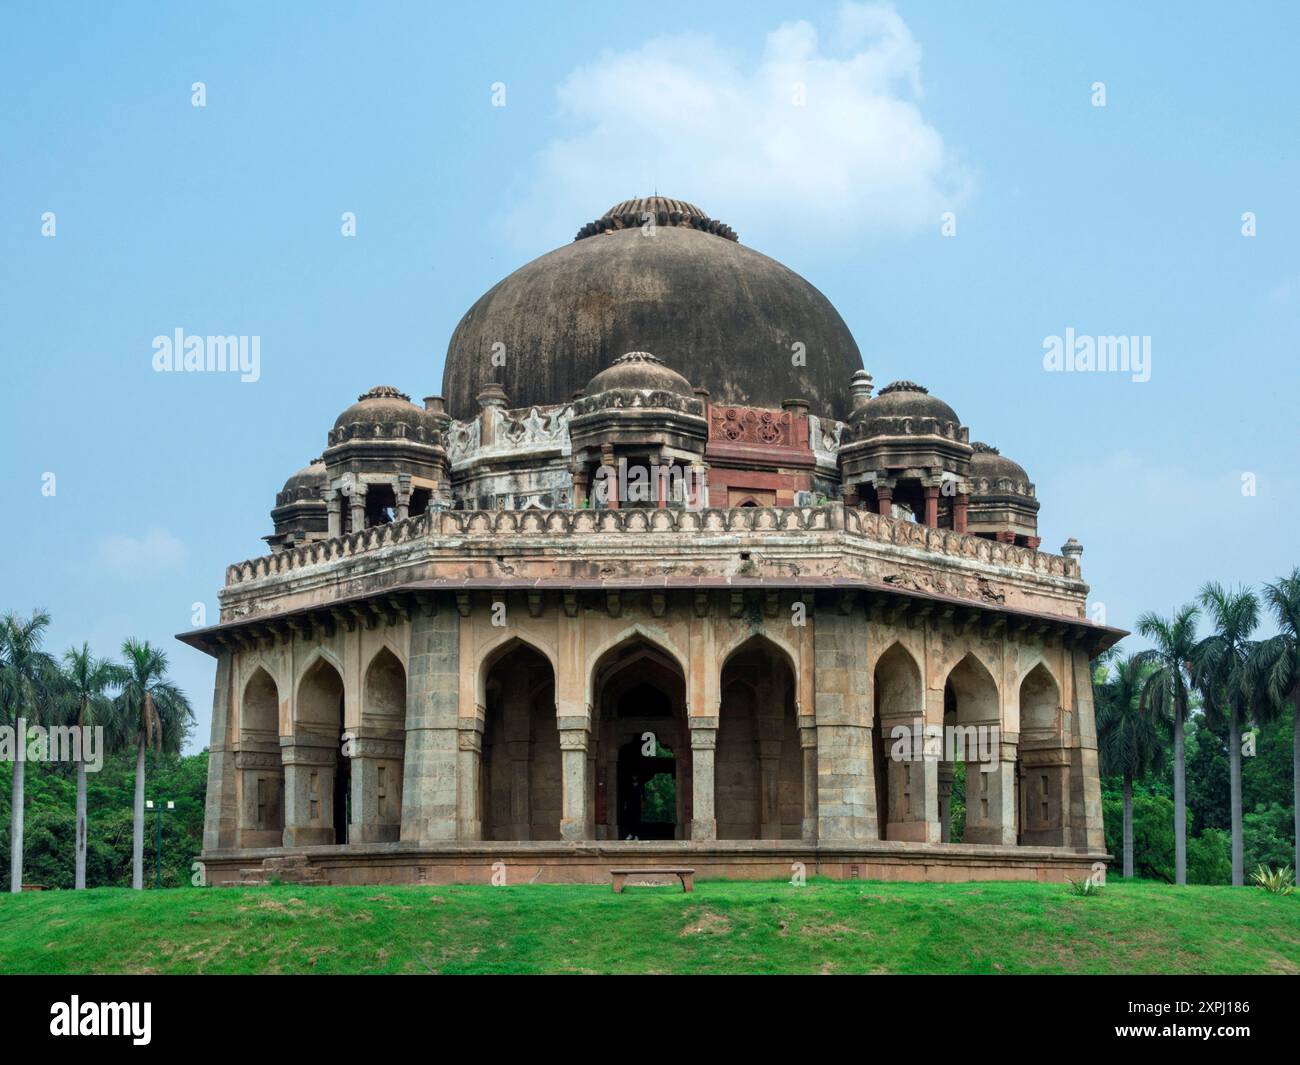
[99,526,189,581]
[505,2,968,248]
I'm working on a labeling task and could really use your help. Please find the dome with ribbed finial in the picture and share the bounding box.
[585,351,693,397]
[441,196,863,421]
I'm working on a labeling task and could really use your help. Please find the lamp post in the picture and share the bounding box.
[145,799,175,889]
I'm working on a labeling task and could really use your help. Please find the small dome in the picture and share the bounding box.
[853,381,962,436]
[585,351,693,397]
[970,442,1035,497]
[276,459,325,506]
[331,385,439,443]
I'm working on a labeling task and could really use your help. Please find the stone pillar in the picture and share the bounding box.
[875,477,895,518]
[401,606,460,843]
[348,482,368,533]
[953,490,969,534]
[235,749,284,849]
[799,724,818,843]
[937,762,955,842]
[348,733,404,844]
[571,466,589,509]
[456,714,483,840]
[689,721,718,841]
[963,740,1017,845]
[201,651,238,852]
[879,720,940,843]
[1069,645,1106,850]
[923,483,940,527]
[558,724,590,841]
[843,483,859,507]
[758,740,782,840]
[690,460,709,509]
[813,605,879,840]
[281,740,338,846]
[600,444,618,509]
[394,474,412,522]
[325,488,343,539]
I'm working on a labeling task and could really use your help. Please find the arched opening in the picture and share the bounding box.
[291,656,347,845]
[238,668,284,847]
[592,636,689,840]
[1017,663,1062,845]
[872,643,924,840]
[942,653,1006,845]
[717,637,801,840]
[481,642,560,841]
[354,647,406,842]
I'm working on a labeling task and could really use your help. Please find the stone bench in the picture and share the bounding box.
[610,867,695,894]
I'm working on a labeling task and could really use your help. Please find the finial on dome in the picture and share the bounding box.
[358,384,412,403]
[574,196,739,243]
[971,441,1000,454]
[877,380,929,396]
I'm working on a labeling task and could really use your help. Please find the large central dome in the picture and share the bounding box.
[441,197,863,420]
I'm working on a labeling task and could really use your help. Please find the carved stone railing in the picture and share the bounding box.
[225,504,1079,587]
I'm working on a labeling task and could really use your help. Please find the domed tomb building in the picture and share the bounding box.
[183,197,1119,886]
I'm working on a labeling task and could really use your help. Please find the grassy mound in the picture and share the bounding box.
[1,878,1296,975]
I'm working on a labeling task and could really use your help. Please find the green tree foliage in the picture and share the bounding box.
[0,748,207,889]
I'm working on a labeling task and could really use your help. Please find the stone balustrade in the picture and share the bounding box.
[225,504,1080,587]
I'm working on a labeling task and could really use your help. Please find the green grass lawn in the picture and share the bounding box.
[1,878,1296,975]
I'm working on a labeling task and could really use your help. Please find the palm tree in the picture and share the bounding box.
[1134,604,1200,885]
[0,610,59,893]
[1191,583,1259,885]
[56,644,126,889]
[116,639,193,890]
[1097,652,1164,878]
[1249,568,1300,873]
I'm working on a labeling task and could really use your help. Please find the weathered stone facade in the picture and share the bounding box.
[185,197,1120,886]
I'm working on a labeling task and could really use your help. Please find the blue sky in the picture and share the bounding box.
[2,1,1297,751]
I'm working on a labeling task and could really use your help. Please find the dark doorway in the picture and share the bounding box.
[616,738,676,840]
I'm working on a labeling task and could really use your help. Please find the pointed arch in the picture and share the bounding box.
[363,645,407,728]
[241,667,279,741]
[718,631,800,687]
[1018,661,1061,736]
[585,623,689,708]
[475,632,558,709]
[942,652,1000,724]
[873,641,924,721]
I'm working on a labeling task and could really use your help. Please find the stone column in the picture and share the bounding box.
[558,724,590,841]
[394,474,412,522]
[281,740,338,847]
[923,483,940,527]
[400,606,460,843]
[963,740,1017,845]
[875,477,895,518]
[937,762,955,842]
[348,482,368,533]
[813,605,879,840]
[348,733,404,844]
[799,724,818,843]
[456,714,484,840]
[571,466,589,509]
[953,489,969,534]
[600,445,618,510]
[690,460,709,509]
[325,488,343,539]
[202,651,238,852]
[879,715,940,843]
[689,720,718,841]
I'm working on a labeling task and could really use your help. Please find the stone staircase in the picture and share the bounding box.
[238,853,329,887]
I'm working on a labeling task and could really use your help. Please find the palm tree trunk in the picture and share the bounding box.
[1229,704,1243,886]
[9,752,23,893]
[132,738,146,890]
[1122,774,1134,878]
[1174,701,1186,885]
[1292,686,1299,876]
[75,759,87,890]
